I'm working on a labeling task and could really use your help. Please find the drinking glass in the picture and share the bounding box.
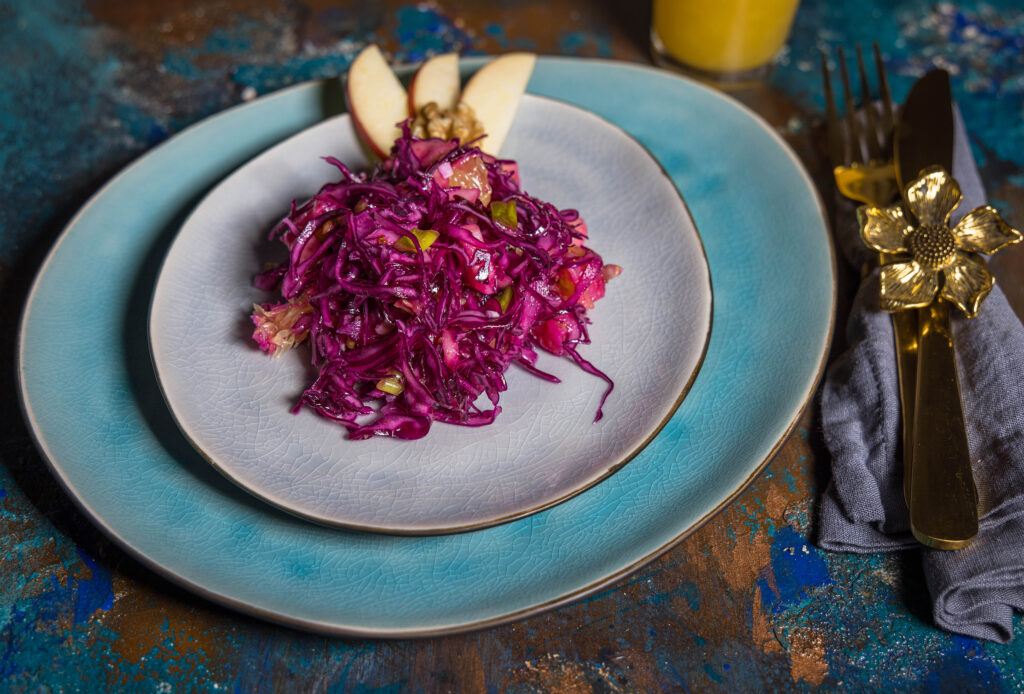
[651,0,801,86]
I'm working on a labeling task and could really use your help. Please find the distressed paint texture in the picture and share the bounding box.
[2,0,1024,691]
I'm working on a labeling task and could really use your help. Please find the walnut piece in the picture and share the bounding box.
[411,101,485,144]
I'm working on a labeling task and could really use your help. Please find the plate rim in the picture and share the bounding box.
[146,93,714,535]
[16,56,835,638]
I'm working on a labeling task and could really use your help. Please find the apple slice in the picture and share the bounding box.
[345,44,408,158]
[408,52,461,116]
[460,53,536,155]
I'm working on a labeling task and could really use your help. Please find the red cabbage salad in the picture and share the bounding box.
[251,129,621,439]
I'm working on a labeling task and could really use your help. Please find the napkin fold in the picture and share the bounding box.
[818,107,1024,643]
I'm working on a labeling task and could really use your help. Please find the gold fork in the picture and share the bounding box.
[821,44,920,509]
[823,44,898,208]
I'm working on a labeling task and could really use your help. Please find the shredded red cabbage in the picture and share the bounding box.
[251,129,620,439]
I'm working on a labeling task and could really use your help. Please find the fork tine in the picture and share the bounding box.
[873,42,895,148]
[856,45,882,160]
[837,46,864,164]
[821,51,848,168]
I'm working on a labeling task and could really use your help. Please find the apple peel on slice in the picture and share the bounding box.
[408,52,461,115]
[345,45,408,158]
[460,53,536,156]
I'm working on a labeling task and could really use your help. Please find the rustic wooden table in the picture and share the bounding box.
[3,0,1024,690]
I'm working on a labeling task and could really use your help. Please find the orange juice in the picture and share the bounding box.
[652,0,800,76]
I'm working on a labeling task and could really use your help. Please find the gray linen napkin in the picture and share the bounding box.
[818,108,1024,643]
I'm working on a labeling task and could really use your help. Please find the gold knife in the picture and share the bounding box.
[894,69,978,549]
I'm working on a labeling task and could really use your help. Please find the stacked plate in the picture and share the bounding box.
[17,57,832,637]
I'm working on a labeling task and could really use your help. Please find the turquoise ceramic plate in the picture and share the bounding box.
[18,57,833,637]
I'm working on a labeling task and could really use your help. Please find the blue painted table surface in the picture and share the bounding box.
[3,0,1024,690]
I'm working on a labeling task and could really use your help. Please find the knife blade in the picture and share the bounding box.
[894,68,978,549]
[895,69,954,182]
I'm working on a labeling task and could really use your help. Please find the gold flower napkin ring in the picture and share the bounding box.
[857,166,1023,317]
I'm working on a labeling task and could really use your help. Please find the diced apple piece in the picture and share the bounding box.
[460,53,536,155]
[448,154,492,205]
[408,52,461,116]
[345,44,408,158]
[410,138,458,167]
[532,314,581,356]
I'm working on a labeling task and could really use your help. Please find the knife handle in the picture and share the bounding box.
[909,300,978,549]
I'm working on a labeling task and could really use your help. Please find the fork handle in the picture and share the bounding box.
[881,251,919,506]
[909,301,978,549]
[893,308,917,505]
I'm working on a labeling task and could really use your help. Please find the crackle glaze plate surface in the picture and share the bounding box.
[148,95,712,534]
[18,57,833,637]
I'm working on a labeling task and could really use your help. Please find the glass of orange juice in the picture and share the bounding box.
[651,0,801,86]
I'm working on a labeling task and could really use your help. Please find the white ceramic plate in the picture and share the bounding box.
[148,95,712,534]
